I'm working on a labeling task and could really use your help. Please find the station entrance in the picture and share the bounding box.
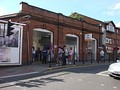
[66,34,79,61]
[85,38,97,62]
[33,28,53,62]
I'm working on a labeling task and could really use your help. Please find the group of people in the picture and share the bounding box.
[32,46,52,64]
[32,46,106,65]
[57,45,75,66]
[32,45,75,65]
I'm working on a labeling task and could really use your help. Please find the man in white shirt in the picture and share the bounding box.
[100,49,105,62]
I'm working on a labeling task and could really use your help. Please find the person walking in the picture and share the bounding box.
[100,49,105,62]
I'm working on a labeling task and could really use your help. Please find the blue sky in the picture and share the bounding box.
[0,0,120,26]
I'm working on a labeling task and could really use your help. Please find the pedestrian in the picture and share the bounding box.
[100,49,105,62]
[68,47,73,64]
[42,47,48,64]
[57,47,64,66]
[63,45,68,65]
[32,46,36,62]
[36,47,42,61]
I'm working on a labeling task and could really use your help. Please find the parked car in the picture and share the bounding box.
[108,60,120,78]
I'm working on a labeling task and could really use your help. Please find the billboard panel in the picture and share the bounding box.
[0,21,23,66]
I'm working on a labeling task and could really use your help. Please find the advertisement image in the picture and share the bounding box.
[0,21,23,66]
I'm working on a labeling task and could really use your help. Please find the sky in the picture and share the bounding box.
[0,0,120,27]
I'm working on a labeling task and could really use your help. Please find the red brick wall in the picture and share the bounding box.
[3,2,116,64]
[19,2,102,64]
[1,2,120,65]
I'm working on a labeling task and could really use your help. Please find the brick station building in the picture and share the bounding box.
[0,2,120,65]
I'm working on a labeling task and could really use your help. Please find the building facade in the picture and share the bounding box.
[0,2,120,65]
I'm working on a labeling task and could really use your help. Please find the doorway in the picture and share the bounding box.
[33,28,53,62]
[66,34,79,61]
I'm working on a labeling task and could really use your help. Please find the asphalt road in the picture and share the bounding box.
[0,64,120,90]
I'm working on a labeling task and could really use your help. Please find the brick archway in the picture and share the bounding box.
[66,34,79,61]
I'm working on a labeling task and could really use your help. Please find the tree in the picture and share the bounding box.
[69,12,84,21]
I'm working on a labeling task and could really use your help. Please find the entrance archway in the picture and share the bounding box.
[88,38,97,61]
[33,28,53,62]
[33,28,53,50]
[66,34,79,60]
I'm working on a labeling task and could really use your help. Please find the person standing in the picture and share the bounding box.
[32,46,36,62]
[69,47,73,64]
[57,47,64,65]
[42,47,48,64]
[100,49,105,62]
[36,47,42,61]
[63,45,68,65]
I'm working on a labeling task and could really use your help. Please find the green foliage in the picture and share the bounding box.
[69,12,84,21]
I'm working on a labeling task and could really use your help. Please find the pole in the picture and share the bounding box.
[82,21,84,64]
[98,26,100,63]
[49,50,51,68]
[27,29,30,65]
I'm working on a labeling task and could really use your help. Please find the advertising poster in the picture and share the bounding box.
[0,21,23,66]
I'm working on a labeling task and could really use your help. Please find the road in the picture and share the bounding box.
[0,64,120,90]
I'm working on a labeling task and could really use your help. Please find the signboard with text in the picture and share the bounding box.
[85,33,92,41]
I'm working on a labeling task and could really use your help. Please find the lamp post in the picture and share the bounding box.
[115,28,118,61]
[98,24,102,63]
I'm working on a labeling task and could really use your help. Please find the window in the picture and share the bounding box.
[106,38,109,43]
[106,23,115,32]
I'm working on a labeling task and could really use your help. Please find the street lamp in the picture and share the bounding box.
[98,24,102,63]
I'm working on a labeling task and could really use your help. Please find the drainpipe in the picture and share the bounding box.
[82,21,84,64]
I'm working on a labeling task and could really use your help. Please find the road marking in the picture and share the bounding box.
[96,71,109,77]
[78,79,82,81]
[9,82,15,85]
[0,71,39,79]
[16,86,20,88]
[101,84,104,87]
[113,87,117,89]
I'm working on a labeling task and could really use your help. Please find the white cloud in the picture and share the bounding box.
[103,2,120,16]
[113,3,120,10]
[116,22,120,27]
[0,7,7,15]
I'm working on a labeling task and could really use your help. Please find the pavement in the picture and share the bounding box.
[0,61,112,79]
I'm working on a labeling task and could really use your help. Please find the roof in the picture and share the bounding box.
[104,21,116,27]
[0,13,19,19]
